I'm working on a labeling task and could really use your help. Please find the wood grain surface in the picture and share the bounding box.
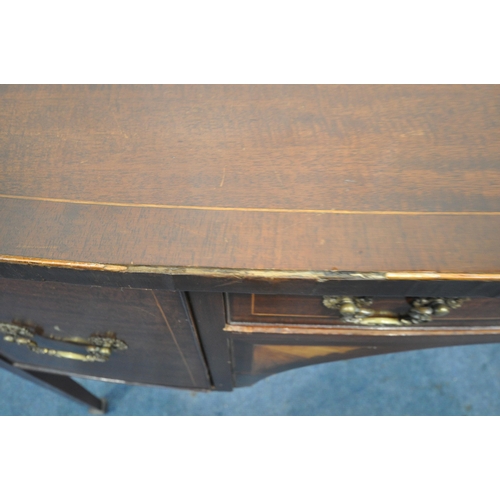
[1,85,500,273]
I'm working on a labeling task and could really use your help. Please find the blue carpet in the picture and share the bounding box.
[1,343,500,415]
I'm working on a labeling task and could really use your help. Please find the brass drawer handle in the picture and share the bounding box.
[0,322,128,362]
[322,296,468,326]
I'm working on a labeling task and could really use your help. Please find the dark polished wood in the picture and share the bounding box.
[1,85,500,274]
[3,197,500,273]
[0,277,209,389]
[1,85,500,408]
[188,292,233,391]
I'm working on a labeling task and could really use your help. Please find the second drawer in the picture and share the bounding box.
[226,293,500,332]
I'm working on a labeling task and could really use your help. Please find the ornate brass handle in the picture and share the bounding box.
[322,296,468,326]
[0,322,128,362]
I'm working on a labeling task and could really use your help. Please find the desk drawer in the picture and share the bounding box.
[227,293,500,332]
[226,293,500,387]
[0,278,210,389]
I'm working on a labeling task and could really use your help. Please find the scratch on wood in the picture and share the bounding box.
[131,305,158,319]
[151,290,197,386]
[214,279,243,287]
[219,167,226,187]
[273,169,284,186]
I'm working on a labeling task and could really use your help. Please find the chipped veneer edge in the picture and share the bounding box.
[1,255,500,281]
[224,324,500,336]
[0,255,128,272]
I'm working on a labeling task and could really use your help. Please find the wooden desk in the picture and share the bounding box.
[1,85,500,411]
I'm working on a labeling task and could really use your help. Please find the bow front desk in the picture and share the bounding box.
[1,85,500,412]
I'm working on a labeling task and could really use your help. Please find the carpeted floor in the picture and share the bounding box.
[1,343,500,415]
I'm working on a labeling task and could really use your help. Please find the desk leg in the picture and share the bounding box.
[0,354,106,413]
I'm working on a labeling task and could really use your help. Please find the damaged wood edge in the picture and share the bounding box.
[0,256,382,280]
[0,255,128,272]
[385,272,500,280]
[224,324,500,336]
[2,255,500,281]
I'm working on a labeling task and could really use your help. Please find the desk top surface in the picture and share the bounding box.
[1,85,500,277]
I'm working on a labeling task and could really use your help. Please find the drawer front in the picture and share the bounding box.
[0,278,210,389]
[230,335,400,387]
[227,293,500,332]
[226,292,500,387]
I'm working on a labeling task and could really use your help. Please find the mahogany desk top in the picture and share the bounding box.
[1,84,499,277]
[1,85,500,411]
